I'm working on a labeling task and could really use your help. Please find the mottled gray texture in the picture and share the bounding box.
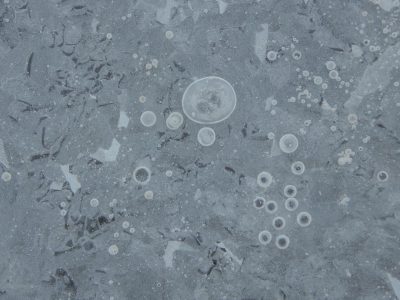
[1,0,400,299]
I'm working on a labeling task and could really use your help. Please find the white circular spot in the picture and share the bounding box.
[329,70,339,80]
[144,190,154,200]
[108,244,119,255]
[182,76,237,124]
[122,221,130,229]
[165,30,174,39]
[283,185,297,198]
[292,50,302,60]
[284,198,299,211]
[60,209,67,216]
[266,50,278,61]
[129,227,136,234]
[275,234,290,249]
[297,212,312,227]
[279,134,299,154]
[106,33,112,40]
[325,60,336,70]
[140,111,157,127]
[139,95,146,103]
[258,230,272,245]
[347,113,358,124]
[90,198,99,207]
[166,112,184,130]
[291,161,305,175]
[197,127,216,146]
[313,76,323,85]
[1,171,12,182]
[257,171,273,188]
[165,170,173,177]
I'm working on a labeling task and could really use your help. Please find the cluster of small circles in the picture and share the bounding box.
[258,230,290,249]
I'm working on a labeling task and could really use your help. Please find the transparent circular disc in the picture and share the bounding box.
[182,76,237,124]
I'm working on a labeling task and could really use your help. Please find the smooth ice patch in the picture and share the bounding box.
[370,0,400,11]
[90,138,121,163]
[117,111,130,128]
[60,165,81,194]
[216,0,228,14]
[387,273,400,299]
[163,241,193,268]
[254,23,269,63]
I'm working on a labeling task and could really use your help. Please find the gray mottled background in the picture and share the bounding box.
[1,0,400,299]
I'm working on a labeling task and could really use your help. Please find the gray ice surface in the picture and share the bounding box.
[1,0,400,299]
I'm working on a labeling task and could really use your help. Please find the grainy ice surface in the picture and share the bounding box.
[1,0,400,299]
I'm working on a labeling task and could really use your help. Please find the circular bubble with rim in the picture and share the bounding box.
[284,198,299,211]
[272,216,286,230]
[197,127,216,146]
[182,76,237,124]
[265,200,278,214]
[258,230,272,245]
[275,234,290,249]
[140,111,157,127]
[253,196,266,209]
[166,112,184,130]
[279,134,299,154]
[284,185,297,198]
[257,171,273,188]
[133,166,151,185]
[377,170,389,182]
[291,161,305,175]
[297,211,312,227]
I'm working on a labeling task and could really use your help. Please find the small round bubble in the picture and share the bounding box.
[258,230,272,245]
[297,211,312,227]
[140,111,157,127]
[197,127,216,146]
[284,198,299,211]
[253,196,266,209]
[279,134,299,154]
[291,161,305,175]
[275,234,290,249]
[284,185,297,198]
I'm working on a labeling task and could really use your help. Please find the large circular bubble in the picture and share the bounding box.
[182,76,237,124]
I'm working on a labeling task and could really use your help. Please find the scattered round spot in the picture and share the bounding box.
[165,170,173,177]
[266,50,278,62]
[197,127,216,146]
[297,212,312,227]
[257,171,273,188]
[140,111,157,127]
[108,244,119,255]
[144,190,154,200]
[122,221,130,229]
[165,30,174,39]
[279,134,299,154]
[265,200,278,214]
[347,113,358,125]
[377,171,389,182]
[325,60,336,70]
[275,234,290,249]
[145,63,153,70]
[139,95,146,103]
[313,76,323,85]
[283,185,297,198]
[1,171,12,182]
[60,209,67,216]
[90,198,99,208]
[329,70,339,80]
[253,196,266,209]
[292,50,302,60]
[258,230,272,245]
[129,227,136,234]
[291,161,305,175]
[133,166,151,185]
[106,33,112,40]
[284,197,299,211]
[182,76,237,124]
[166,112,184,130]
[272,216,286,230]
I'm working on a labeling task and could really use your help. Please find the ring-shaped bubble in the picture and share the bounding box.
[279,134,299,154]
[197,127,216,146]
[182,76,237,124]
